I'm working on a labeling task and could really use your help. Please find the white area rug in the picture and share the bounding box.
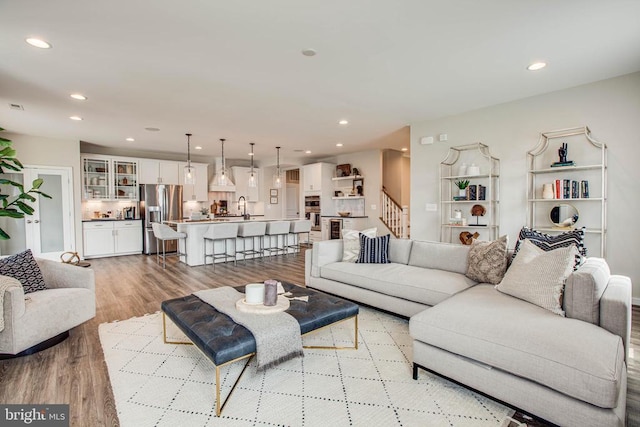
[99,307,515,426]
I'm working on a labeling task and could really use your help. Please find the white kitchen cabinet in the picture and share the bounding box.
[114,221,143,254]
[179,162,209,201]
[232,166,261,202]
[321,218,330,241]
[303,163,334,192]
[83,220,142,258]
[83,222,115,257]
[139,159,180,184]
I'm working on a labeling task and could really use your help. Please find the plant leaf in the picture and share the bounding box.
[0,228,10,240]
[0,209,24,218]
[32,178,44,189]
[15,201,34,215]
[19,193,36,202]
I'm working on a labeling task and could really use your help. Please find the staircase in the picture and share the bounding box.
[381,189,409,238]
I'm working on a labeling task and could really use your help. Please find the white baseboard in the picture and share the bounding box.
[632,297,640,307]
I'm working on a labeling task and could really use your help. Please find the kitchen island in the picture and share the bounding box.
[164,218,302,266]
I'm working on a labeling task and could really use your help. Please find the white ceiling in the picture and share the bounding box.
[1,1,639,163]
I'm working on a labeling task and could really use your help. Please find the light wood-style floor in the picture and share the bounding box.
[0,251,638,426]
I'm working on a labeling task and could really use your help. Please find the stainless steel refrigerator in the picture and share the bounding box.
[140,184,183,254]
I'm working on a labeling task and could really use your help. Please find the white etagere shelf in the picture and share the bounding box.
[439,143,500,244]
[526,126,607,257]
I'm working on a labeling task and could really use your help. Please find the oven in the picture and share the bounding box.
[304,196,321,231]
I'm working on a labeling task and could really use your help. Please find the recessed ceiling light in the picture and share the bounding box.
[401,147,408,152]
[26,38,51,49]
[195,146,202,150]
[145,127,160,132]
[338,119,349,125]
[70,93,87,100]
[527,62,547,71]
[69,116,82,121]
[126,137,135,142]
[301,48,317,57]
[305,150,312,154]
[336,143,343,147]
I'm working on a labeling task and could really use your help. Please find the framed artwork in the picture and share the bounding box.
[270,189,278,197]
[353,178,364,196]
[270,196,278,204]
[336,164,352,177]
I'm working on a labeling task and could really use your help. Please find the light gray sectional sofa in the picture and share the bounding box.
[305,238,631,427]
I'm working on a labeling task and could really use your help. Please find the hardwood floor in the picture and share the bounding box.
[0,251,638,426]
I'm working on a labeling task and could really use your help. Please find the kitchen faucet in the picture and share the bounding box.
[238,196,249,220]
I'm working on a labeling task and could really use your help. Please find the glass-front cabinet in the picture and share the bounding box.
[113,160,138,200]
[82,155,138,200]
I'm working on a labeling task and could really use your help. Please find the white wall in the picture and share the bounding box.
[8,133,83,256]
[410,72,640,297]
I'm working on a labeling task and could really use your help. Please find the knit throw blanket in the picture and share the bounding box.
[194,287,303,370]
[0,276,21,332]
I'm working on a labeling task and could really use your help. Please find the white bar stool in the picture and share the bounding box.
[152,223,187,269]
[236,222,266,262]
[287,219,312,254]
[264,221,291,257]
[203,223,239,269]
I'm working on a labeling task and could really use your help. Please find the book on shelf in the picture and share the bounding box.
[555,179,562,199]
[571,180,579,199]
[453,195,467,201]
[550,161,575,167]
[467,184,477,200]
[563,179,570,199]
[478,185,486,201]
[581,180,589,198]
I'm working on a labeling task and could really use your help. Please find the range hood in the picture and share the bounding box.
[209,157,236,192]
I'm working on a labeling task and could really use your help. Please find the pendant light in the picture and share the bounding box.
[217,138,229,186]
[183,133,195,185]
[248,142,257,188]
[273,146,282,188]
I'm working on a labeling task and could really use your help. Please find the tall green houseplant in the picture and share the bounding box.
[0,127,51,240]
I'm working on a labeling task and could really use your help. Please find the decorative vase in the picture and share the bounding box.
[467,164,480,176]
[459,189,466,197]
[263,280,278,306]
[458,163,467,176]
[542,183,554,199]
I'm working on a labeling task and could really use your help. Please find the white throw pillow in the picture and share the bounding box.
[496,239,577,316]
[342,227,377,262]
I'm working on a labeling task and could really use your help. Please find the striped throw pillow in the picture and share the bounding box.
[512,226,585,268]
[356,234,390,264]
[497,239,578,316]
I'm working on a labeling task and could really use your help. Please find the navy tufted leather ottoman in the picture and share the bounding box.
[161,281,359,415]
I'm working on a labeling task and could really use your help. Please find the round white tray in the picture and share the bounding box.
[235,295,290,314]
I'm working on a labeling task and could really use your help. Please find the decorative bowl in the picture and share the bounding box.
[338,211,351,217]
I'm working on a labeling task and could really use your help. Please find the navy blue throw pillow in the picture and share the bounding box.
[0,249,47,294]
[356,234,390,264]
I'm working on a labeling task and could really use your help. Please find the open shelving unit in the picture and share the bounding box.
[526,126,607,256]
[439,143,500,243]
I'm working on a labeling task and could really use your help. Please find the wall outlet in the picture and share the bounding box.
[370,204,377,210]
[425,203,437,212]
[438,134,448,142]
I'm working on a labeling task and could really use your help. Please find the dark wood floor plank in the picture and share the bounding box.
[0,250,637,426]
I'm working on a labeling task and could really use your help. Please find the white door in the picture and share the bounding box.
[285,185,299,218]
[0,167,75,260]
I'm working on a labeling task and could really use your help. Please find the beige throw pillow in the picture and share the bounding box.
[342,227,377,262]
[466,235,508,284]
[496,239,578,316]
